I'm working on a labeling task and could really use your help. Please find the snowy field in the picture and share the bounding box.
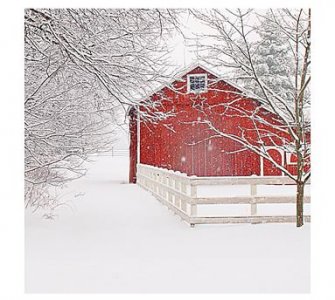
[25,155,310,293]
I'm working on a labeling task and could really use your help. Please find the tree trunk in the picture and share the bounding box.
[296,181,305,227]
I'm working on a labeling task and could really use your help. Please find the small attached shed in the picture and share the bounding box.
[128,64,299,183]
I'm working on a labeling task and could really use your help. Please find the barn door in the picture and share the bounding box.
[262,148,283,176]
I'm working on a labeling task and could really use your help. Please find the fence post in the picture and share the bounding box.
[168,176,173,203]
[157,171,162,197]
[250,184,258,224]
[190,182,197,227]
[155,172,159,196]
[162,175,167,200]
[174,178,180,209]
[180,182,187,212]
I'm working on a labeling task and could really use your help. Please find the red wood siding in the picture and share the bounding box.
[129,66,307,181]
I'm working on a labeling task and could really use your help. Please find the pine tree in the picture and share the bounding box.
[253,12,294,101]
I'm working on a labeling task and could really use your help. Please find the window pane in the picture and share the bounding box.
[189,75,206,91]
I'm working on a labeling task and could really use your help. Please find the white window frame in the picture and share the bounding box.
[286,152,297,165]
[260,146,285,176]
[187,73,208,94]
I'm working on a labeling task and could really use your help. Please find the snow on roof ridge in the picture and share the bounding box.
[172,62,221,79]
[135,62,250,105]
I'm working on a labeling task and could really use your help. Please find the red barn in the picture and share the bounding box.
[128,64,302,183]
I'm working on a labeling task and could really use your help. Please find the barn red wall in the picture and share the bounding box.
[131,66,306,180]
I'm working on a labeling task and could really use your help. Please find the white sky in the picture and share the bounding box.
[168,11,202,68]
[167,9,262,76]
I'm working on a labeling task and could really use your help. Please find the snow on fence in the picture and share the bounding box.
[137,163,311,226]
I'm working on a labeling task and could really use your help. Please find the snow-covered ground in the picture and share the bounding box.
[25,155,310,293]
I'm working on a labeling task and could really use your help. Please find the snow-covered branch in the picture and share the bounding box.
[25,8,183,210]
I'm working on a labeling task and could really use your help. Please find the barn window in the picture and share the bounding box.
[286,152,297,165]
[187,74,207,93]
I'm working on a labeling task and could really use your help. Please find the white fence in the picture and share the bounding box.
[94,148,129,157]
[137,163,311,226]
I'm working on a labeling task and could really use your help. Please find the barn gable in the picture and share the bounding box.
[145,64,245,107]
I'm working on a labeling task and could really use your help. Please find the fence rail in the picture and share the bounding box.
[94,149,129,157]
[137,163,311,226]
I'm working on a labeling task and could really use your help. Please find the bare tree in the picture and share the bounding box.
[191,9,311,227]
[24,9,181,211]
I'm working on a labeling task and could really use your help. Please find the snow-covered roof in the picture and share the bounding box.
[135,62,251,105]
